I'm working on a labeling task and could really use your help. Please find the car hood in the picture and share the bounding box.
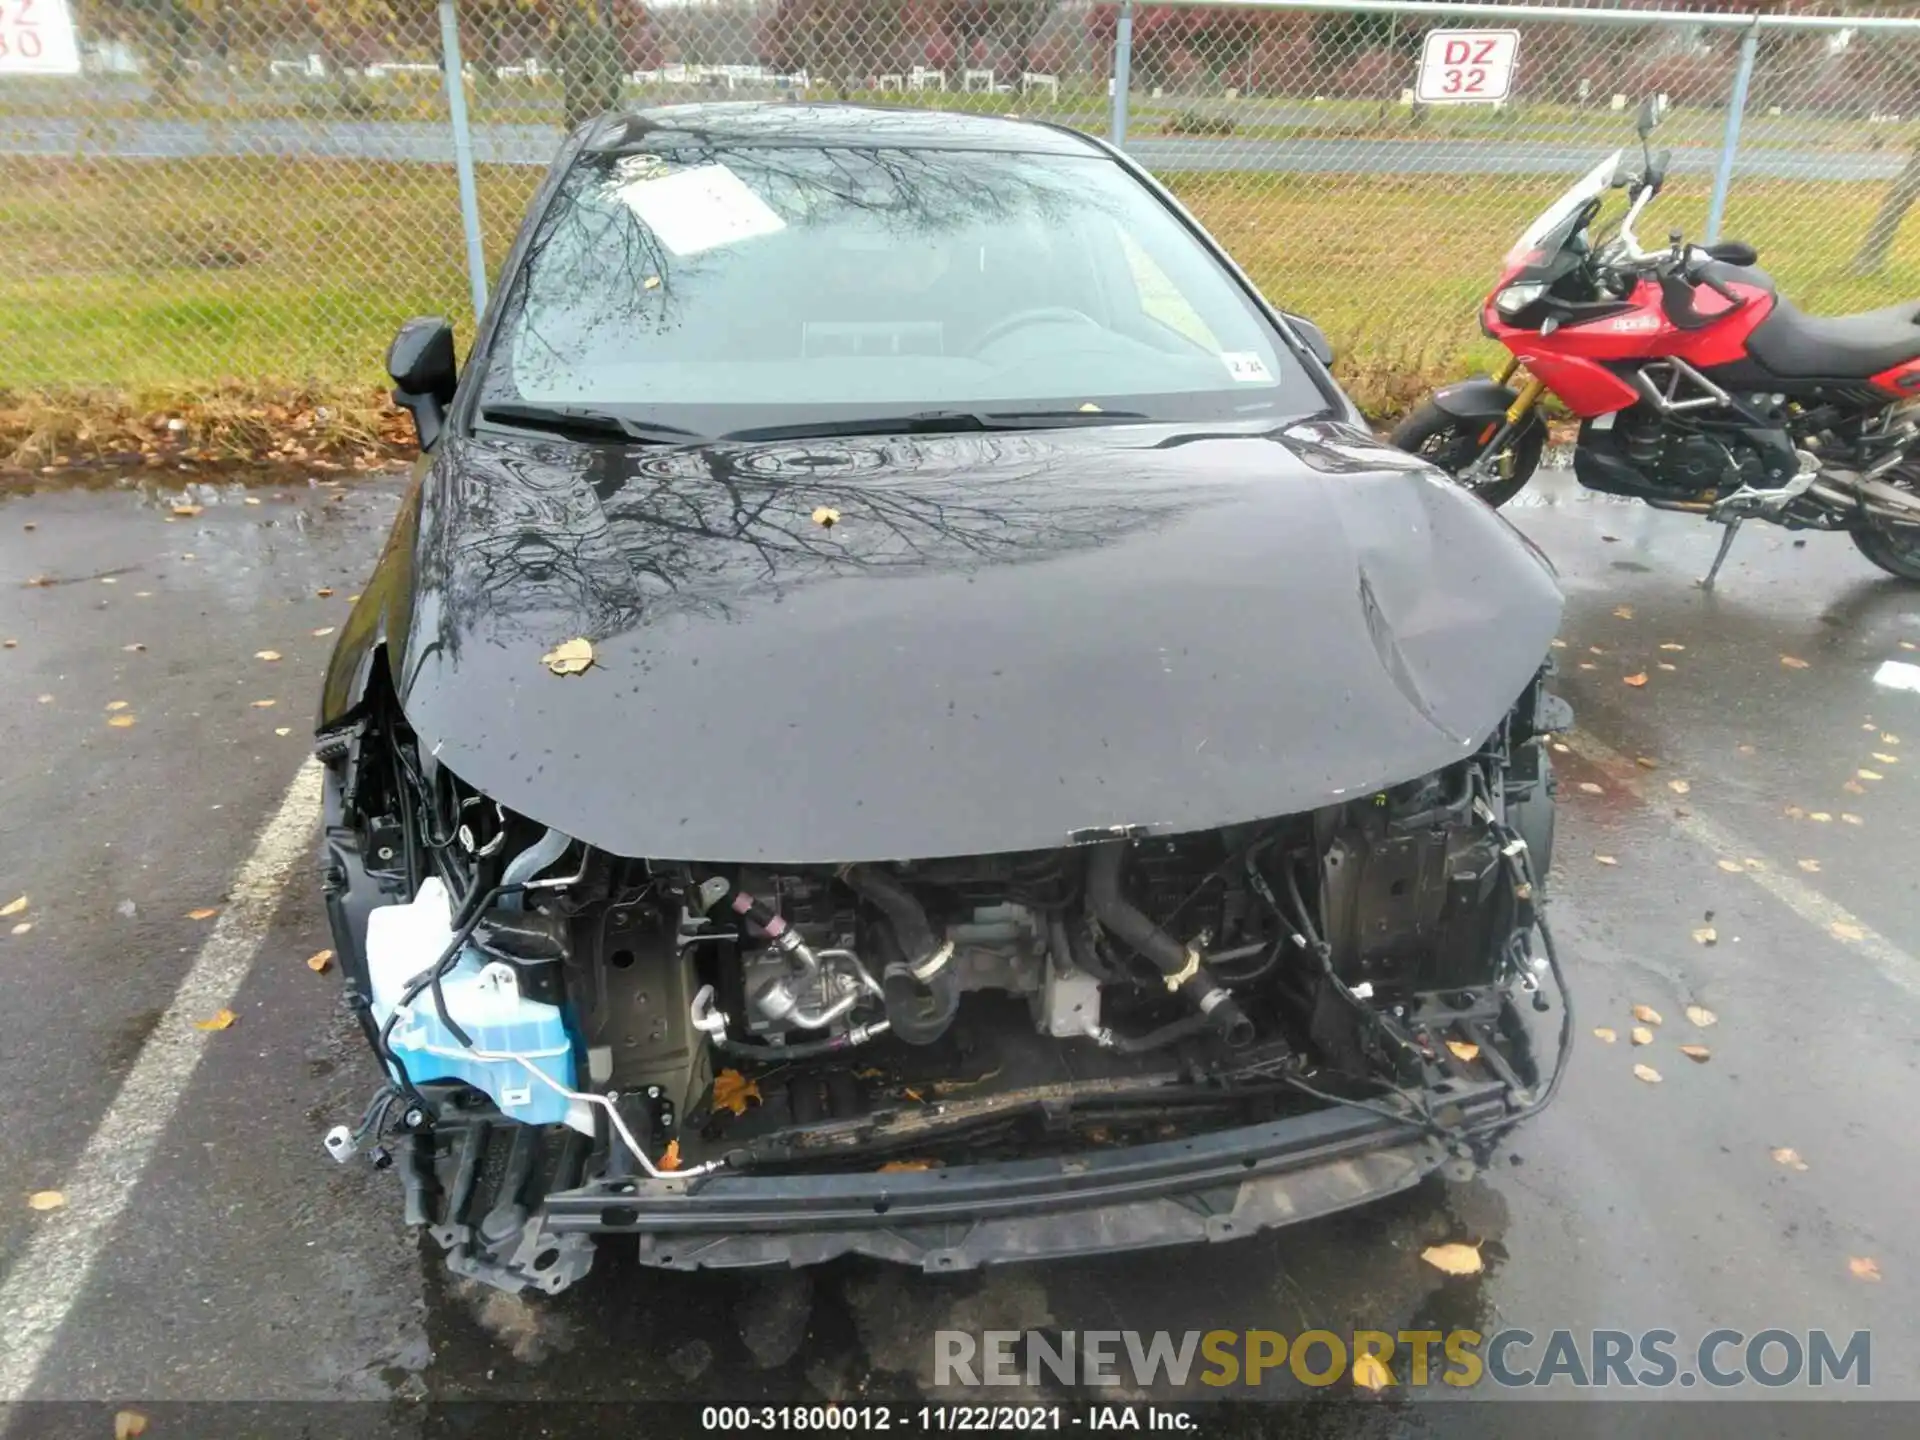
[378,420,1562,862]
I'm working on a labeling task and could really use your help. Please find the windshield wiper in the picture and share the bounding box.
[723,408,1150,443]
[478,402,704,446]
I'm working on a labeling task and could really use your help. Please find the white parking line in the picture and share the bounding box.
[1562,730,1920,1002]
[0,758,323,1400]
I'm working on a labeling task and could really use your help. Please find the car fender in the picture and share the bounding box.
[1429,378,1523,424]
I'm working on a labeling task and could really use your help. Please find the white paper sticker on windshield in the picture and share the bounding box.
[1221,351,1273,384]
[614,163,786,257]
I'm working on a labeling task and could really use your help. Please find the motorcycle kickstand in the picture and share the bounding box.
[1698,515,1744,590]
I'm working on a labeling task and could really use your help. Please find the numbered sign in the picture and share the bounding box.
[0,0,82,74]
[1416,29,1519,105]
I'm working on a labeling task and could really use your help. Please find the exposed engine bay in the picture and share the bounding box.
[318,669,1572,1296]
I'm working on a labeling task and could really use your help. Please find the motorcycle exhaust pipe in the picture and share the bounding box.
[1812,477,1920,523]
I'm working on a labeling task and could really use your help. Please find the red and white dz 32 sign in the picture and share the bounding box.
[0,0,82,74]
[1415,29,1520,104]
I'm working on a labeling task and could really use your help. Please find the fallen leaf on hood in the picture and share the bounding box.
[1445,1039,1480,1062]
[1858,769,1883,781]
[657,1139,683,1172]
[171,503,203,517]
[1623,672,1648,687]
[711,1068,762,1117]
[541,637,595,677]
[1693,926,1717,946]
[1660,642,1685,652]
[186,907,218,920]
[1849,1256,1882,1282]
[1631,1026,1654,1046]
[1352,1350,1392,1391]
[1668,779,1691,794]
[1578,781,1604,795]
[114,1411,148,1440]
[250,698,276,708]
[1632,1003,1662,1025]
[1715,859,1742,873]
[1781,655,1809,669]
[1594,854,1618,866]
[0,895,25,917]
[1592,1026,1617,1043]
[27,1190,65,1211]
[1842,813,1864,825]
[254,649,282,662]
[877,1159,933,1172]
[305,948,333,973]
[1772,1147,1809,1171]
[107,714,137,728]
[315,586,334,597]
[811,506,841,528]
[1685,1004,1717,1027]
[1633,1064,1662,1084]
[1420,1242,1483,1276]
[1797,858,1821,872]
[1679,1045,1711,1063]
[194,1008,236,1030]
[311,626,335,638]
[1830,921,1865,942]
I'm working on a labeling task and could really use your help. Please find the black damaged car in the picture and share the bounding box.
[316,103,1573,1295]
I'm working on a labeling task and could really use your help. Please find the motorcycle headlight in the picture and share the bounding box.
[1495,282,1548,317]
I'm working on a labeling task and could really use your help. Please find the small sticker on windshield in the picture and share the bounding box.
[1221,351,1273,383]
[613,163,786,257]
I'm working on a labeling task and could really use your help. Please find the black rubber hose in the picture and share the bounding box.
[840,864,942,965]
[1085,843,1255,1048]
[1102,1013,1209,1054]
[874,923,960,1046]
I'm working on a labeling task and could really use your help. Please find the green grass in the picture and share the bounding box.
[7,155,1920,419]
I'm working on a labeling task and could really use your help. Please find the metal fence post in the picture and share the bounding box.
[1109,0,1135,150]
[1705,23,1758,246]
[438,0,489,324]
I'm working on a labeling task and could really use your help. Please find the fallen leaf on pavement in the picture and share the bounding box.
[1872,753,1899,765]
[306,949,333,973]
[170,503,203,517]
[1737,743,1756,755]
[1883,733,1900,745]
[1781,655,1809,669]
[1352,1351,1392,1391]
[1421,1242,1484,1276]
[1685,1005,1718,1027]
[1660,642,1686,652]
[1623,672,1648,687]
[193,1008,236,1031]
[316,587,334,597]
[107,714,136,728]
[10,922,29,936]
[1843,780,1866,794]
[105,700,128,711]
[1631,1026,1654,1046]
[1632,1004,1662,1025]
[811,506,841,528]
[1578,781,1604,795]
[1715,859,1742,873]
[1578,661,1597,670]
[251,699,276,708]
[122,643,145,652]
[1798,858,1821,872]
[1831,921,1865,941]
[114,1410,149,1440]
[311,626,335,638]
[712,1068,762,1117]
[1613,604,1634,619]
[877,1159,933,1172]
[1445,1040,1480,1062]
[1633,1064,1662,1084]
[1784,805,1806,818]
[0,895,25,917]
[542,637,595,677]
[657,1139,683,1172]
[186,907,218,920]
[275,727,291,736]
[1594,854,1618,866]
[1592,1027,1617,1044]
[1849,1257,1882,1282]
[254,650,282,662]
[1668,779,1691,794]
[1810,811,1832,823]
[1635,756,1659,769]
[1679,1045,1711,1063]
[1841,813,1864,825]
[1693,926,1718,946]
[27,1190,65,1211]
[1772,1147,1809,1171]
[1858,769,1883,781]
[1658,662,1677,671]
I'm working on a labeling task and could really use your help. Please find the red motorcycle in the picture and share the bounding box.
[1394,99,1920,586]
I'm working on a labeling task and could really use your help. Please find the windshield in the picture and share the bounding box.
[477,143,1327,437]
[1507,150,1622,267]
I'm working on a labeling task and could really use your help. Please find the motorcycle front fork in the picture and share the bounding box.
[1462,358,1544,485]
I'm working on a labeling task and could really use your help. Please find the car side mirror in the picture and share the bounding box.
[386,317,457,450]
[1283,313,1334,367]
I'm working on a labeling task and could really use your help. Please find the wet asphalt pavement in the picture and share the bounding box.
[1,465,1917,1432]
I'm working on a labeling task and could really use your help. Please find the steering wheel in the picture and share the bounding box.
[972,306,1099,352]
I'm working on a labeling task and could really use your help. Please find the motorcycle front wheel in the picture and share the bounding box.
[1851,521,1920,582]
[1390,399,1546,510]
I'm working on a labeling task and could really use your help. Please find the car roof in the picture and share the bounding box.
[581,102,1109,157]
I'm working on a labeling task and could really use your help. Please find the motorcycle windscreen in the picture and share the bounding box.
[1505,151,1623,268]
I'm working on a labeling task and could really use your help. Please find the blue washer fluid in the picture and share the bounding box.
[365,878,577,1127]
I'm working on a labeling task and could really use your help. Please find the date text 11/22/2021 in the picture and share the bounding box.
[700,1406,1196,1432]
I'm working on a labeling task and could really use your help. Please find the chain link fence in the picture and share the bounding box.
[7,0,1920,418]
